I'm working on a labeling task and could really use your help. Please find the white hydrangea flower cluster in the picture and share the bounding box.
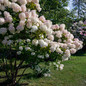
[0,0,83,69]
[0,0,41,12]
[53,61,64,70]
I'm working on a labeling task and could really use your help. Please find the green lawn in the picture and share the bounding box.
[20,52,86,86]
[0,52,86,86]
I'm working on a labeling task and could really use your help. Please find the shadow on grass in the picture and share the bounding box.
[72,49,86,56]
[22,72,44,80]
[0,72,43,86]
[0,81,7,86]
[0,80,28,86]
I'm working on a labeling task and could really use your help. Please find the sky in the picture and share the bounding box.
[66,0,73,11]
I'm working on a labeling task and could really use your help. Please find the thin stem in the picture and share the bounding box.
[17,60,24,69]
[15,60,24,77]
[5,58,9,79]
[16,67,27,84]
[13,59,24,85]
[14,53,17,85]
[9,46,14,85]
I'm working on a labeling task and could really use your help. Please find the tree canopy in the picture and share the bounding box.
[39,0,69,24]
[72,0,86,19]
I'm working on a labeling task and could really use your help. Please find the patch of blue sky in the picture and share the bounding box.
[65,0,73,11]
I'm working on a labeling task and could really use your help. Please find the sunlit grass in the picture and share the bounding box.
[0,52,86,86]
[21,53,86,86]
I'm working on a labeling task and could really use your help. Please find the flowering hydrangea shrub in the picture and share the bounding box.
[70,20,86,45]
[0,0,83,85]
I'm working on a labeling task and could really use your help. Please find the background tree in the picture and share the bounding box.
[72,0,86,19]
[39,0,68,23]
[39,0,75,28]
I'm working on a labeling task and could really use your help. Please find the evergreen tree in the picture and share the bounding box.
[72,0,86,19]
